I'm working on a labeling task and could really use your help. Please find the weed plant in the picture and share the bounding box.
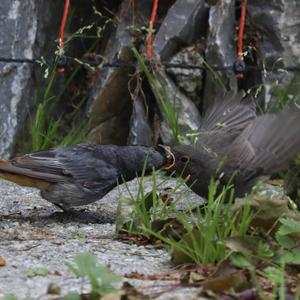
[117,161,189,237]
[116,163,253,265]
[29,65,93,153]
[21,7,112,153]
[65,253,122,300]
[150,179,253,265]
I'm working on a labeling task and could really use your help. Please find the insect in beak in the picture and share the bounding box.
[158,145,176,170]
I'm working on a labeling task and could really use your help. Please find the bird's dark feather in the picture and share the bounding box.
[224,103,300,186]
[198,91,257,153]
[0,144,166,208]
[171,93,300,198]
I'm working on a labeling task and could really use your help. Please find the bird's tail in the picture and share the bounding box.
[0,160,51,189]
[0,160,18,175]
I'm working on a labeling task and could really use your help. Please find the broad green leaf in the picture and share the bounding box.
[65,262,82,277]
[258,267,283,284]
[282,249,300,264]
[257,241,274,258]
[230,253,252,268]
[65,253,122,298]
[277,218,300,236]
[275,234,295,249]
[280,251,294,264]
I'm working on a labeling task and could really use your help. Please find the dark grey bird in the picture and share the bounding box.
[167,92,300,198]
[0,145,168,209]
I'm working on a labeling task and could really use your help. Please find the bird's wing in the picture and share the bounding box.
[57,144,122,188]
[197,91,257,152]
[223,103,300,185]
[1,144,121,188]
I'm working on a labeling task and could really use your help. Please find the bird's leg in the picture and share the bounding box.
[53,203,73,213]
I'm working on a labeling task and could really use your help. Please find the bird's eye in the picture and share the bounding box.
[180,156,189,163]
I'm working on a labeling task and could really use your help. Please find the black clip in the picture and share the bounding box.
[233,59,246,79]
[56,55,68,72]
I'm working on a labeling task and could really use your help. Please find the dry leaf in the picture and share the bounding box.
[203,270,250,293]
[0,256,6,267]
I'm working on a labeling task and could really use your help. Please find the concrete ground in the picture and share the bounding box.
[0,177,203,300]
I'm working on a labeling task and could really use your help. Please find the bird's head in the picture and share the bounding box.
[122,146,170,177]
[158,144,199,177]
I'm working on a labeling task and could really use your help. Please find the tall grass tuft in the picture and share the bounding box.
[132,47,182,144]
[26,62,93,153]
[148,179,253,265]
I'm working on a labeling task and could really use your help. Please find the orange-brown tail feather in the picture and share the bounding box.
[0,160,51,189]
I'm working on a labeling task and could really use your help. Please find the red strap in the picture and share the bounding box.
[237,0,247,60]
[59,0,70,51]
[236,0,247,79]
[146,0,159,59]
[58,0,70,72]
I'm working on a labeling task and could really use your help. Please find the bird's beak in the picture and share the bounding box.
[158,145,176,170]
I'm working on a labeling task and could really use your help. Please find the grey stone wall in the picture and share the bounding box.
[0,0,62,158]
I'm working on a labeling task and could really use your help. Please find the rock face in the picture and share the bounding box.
[0,1,36,158]
[166,48,204,107]
[0,0,62,158]
[203,0,237,109]
[127,95,153,146]
[87,0,153,145]
[153,0,208,61]
[151,0,207,144]
[2,0,300,155]
[247,0,300,107]
[154,68,202,145]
